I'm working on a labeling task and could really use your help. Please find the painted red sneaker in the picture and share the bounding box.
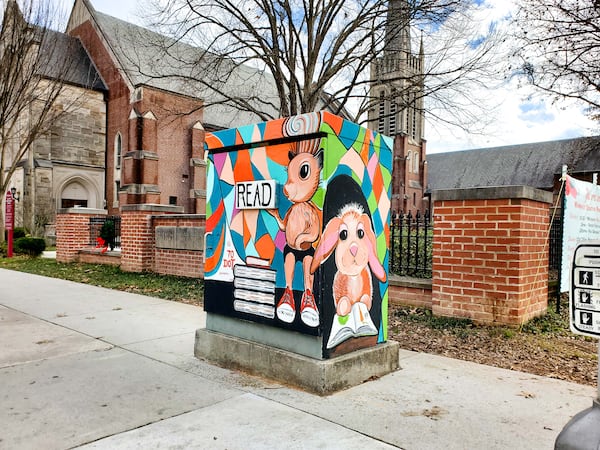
[276,288,295,323]
[300,289,319,327]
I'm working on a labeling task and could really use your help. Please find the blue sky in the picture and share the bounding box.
[420,0,597,153]
[78,0,599,154]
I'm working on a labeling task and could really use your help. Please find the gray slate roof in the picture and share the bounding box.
[39,29,106,91]
[427,136,600,191]
[92,11,280,129]
[7,0,105,92]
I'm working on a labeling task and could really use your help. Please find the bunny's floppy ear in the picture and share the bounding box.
[310,217,342,274]
[361,214,386,282]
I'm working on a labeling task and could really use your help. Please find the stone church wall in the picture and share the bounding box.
[48,85,105,166]
[19,84,107,236]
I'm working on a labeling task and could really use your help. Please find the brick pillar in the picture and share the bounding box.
[392,133,407,215]
[56,208,107,263]
[190,121,207,214]
[431,186,553,325]
[120,204,183,272]
[120,110,161,205]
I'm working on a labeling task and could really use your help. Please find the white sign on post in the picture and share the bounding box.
[570,241,600,338]
[561,175,600,292]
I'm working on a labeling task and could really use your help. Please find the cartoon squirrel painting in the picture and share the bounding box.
[270,137,323,327]
[310,203,386,317]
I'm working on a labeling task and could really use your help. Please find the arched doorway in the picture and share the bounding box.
[60,180,90,208]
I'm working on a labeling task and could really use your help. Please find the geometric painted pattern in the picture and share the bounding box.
[204,111,393,342]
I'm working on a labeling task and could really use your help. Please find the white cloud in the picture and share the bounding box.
[426,75,598,153]
[87,0,138,20]
[425,0,599,153]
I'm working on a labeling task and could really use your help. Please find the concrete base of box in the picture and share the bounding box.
[194,328,400,395]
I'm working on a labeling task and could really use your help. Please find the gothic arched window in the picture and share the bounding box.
[115,133,122,170]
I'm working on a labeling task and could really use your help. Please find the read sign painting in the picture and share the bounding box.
[235,180,276,210]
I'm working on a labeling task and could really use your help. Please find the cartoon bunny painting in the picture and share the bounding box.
[310,203,386,320]
[270,138,323,327]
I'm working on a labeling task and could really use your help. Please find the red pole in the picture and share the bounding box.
[5,191,14,258]
[7,228,13,258]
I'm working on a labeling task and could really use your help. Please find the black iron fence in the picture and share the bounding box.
[389,210,563,280]
[548,213,562,275]
[389,210,433,278]
[89,216,121,250]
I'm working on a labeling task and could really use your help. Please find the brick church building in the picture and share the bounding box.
[4,0,428,239]
[4,0,282,237]
[68,0,427,220]
[66,0,284,216]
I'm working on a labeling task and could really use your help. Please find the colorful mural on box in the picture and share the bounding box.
[204,111,392,356]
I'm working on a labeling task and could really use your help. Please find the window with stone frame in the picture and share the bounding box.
[389,97,397,136]
[114,133,122,207]
[378,90,386,134]
[115,133,122,170]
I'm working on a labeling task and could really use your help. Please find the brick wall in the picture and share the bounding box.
[78,249,121,266]
[56,208,106,262]
[133,87,204,212]
[119,205,176,273]
[55,206,205,277]
[119,205,205,275]
[69,20,131,216]
[431,186,552,325]
[153,215,206,277]
[389,276,432,309]
[154,249,204,278]
[55,186,554,328]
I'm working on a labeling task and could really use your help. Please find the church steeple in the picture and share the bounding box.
[368,0,424,141]
[384,0,412,57]
[368,0,428,216]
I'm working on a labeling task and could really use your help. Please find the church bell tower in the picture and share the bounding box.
[368,0,427,214]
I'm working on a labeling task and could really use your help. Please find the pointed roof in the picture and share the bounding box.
[66,0,280,129]
[385,0,412,56]
[2,0,25,30]
[427,136,600,191]
[2,0,104,91]
[38,29,106,91]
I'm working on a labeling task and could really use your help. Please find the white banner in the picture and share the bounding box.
[561,176,600,292]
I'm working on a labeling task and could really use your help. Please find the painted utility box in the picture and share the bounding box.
[203,112,392,359]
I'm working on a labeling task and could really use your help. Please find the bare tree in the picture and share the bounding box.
[129,0,506,131]
[513,0,600,119]
[0,0,82,240]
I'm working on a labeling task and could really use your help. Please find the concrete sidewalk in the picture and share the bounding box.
[0,268,596,449]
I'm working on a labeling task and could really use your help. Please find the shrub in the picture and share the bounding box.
[3,227,28,241]
[13,227,28,239]
[99,219,116,250]
[14,237,46,257]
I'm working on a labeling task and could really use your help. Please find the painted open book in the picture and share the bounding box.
[326,302,378,349]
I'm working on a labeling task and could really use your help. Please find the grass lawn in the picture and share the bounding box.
[0,256,204,306]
